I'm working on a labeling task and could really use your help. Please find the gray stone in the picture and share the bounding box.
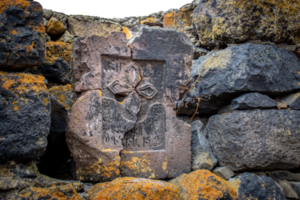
[213,166,234,180]
[278,180,299,200]
[228,173,286,200]
[281,92,300,110]
[231,93,277,110]
[176,43,300,116]
[58,30,74,43]
[268,171,300,182]
[207,109,300,171]
[277,43,297,52]
[191,120,217,171]
[217,105,233,115]
[291,182,300,199]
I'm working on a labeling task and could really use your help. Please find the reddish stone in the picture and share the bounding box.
[67,29,193,181]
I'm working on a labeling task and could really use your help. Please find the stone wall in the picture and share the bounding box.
[1,0,300,199]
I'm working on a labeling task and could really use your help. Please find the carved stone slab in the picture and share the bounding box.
[67,29,193,181]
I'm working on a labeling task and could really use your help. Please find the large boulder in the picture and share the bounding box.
[207,109,300,171]
[228,173,286,200]
[88,177,181,200]
[0,72,50,163]
[176,43,300,116]
[169,170,237,200]
[0,0,45,70]
[192,0,300,49]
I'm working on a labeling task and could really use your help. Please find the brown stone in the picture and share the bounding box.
[46,17,66,37]
[67,28,193,181]
[278,180,299,200]
[68,17,122,37]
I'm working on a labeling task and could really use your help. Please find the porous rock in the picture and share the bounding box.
[26,41,72,84]
[68,28,193,181]
[164,8,193,32]
[88,177,181,200]
[0,0,45,69]
[231,92,277,110]
[46,17,66,37]
[280,92,300,110]
[228,173,286,200]
[191,120,217,171]
[169,170,237,200]
[207,109,300,171]
[0,72,50,163]
[176,43,300,116]
[192,0,300,49]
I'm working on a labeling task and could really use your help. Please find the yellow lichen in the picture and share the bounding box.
[122,26,132,39]
[49,84,72,110]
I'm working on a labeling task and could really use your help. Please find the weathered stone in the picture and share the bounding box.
[277,99,289,109]
[278,180,299,199]
[0,0,45,69]
[192,0,300,49]
[46,17,66,37]
[17,184,82,200]
[295,48,300,59]
[277,43,297,52]
[176,43,300,116]
[228,173,286,200]
[207,109,300,171]
[68,17,121,37]
[280,92,300,110]
[291,182,300,199]
[121,26,132,39]
[164,8,192,32]
[26,41,72,84]
[170,170,237,200]
[140,17,163,27]
[213,166,235,180]
[231,93,277,110]
[218,105,233,115]
[43,9,53,20]
[49,84,73,110]
[68,28,193,181]
[88,177,181,200]
[193,46,209,59]
[0,72,50,163]
[191,120,217,171]
[58,30,75,43]
[268,171,300,182]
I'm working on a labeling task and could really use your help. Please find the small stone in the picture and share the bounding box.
[228,173,286,200]
[268,171,300,182]
[58,30,74,43]
[291,182,300,199]
[88,178,181,200]
[170,170,237,200]
[280,92,300,110]
[213,166,235,180]
[46,17,66,37]
[191,120,217,171]
[276,99,289,109]
[231,93,277,110]
[278,180,299,200]
[295,48,300,60]
[140,17,163,27]
[277,43,297,52]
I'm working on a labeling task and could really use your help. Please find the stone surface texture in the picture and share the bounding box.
[213,166,235,180]
[291,182,300,200]
[46,17,66,37]
[192,0,300,49]
[268,171,300,182]
[88,177,181,200]
[0,72,50,163]
[67,28,193,182]
[170,170,237,200]
[176,43,300,116]
[191,120,217,171]
[207,109,300,171]
[231,92,277,110]
[49,84,73,110]
[278,180,299,199]
[17,184,82,200]
[68,17,122,37]
[295,48,300,59]
[281,92,300,110]
[26,41,72,84]
[0,0,45,69]
[228,173,286,200]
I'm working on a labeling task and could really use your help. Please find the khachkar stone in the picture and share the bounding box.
[67,28,193,182]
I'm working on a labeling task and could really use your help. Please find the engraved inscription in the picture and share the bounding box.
[123,104,166,151]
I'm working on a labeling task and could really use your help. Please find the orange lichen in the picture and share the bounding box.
[122,26,132,39]
[170,170,238,200]
[100,156,120,178]
[164,8,192,32]
[17,184,82,200]
[49,84,72,110]
[88,177,181,200]
[45,41,72,65]
[0,0,31,14]
[140,17,156,24]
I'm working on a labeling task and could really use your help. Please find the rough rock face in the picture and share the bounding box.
[68,28,193,181]
[207,109,300,171]
[191,120,217,171]
[231,93,277,110]
[46,17,66,37]
[192,0,300,49]
[0,72,50,163]
[228,173,286,200]
[17,184,82,200]
[68,17,122,37]
[0,0,45,69]
[27,41,72,84]
[88,178,181,200]
[176,43,300,116]
[281,92,300,110]
[170,170,237,200]
[49,84,72,110]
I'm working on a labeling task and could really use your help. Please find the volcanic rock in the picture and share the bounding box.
[231,93,277,110]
